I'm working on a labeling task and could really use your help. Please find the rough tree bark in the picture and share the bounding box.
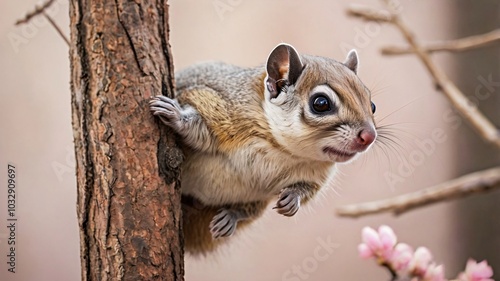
[69,0,184,280]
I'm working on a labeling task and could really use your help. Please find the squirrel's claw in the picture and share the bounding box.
[149,96,182,129]
[274,189,301,217]
[209,209,238,239]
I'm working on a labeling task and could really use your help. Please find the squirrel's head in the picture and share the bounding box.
[263,43,377,163]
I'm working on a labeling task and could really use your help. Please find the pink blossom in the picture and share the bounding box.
[357,225,495,281]
[458,259,494,281]
[423,263,445,281]
[361,226,383,252]
[358,243,373,259]
[378,225,397,259]
[360,225,398,261]
[409,247,433,276]
[391,243,414,272]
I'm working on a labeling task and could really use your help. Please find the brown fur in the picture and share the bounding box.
[182,197,269,255]
[152,46,376,255]
[177,73,284,152]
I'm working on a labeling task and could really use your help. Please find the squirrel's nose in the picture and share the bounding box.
[355,127,376,147]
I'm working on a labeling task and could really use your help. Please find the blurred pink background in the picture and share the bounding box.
[0,1,498,280]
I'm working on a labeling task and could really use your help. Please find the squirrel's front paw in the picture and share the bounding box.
[209,209,239,239]
[149,96,182,129]
[274,189,301,217]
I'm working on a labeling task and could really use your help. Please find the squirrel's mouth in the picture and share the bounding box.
[323,146,356,162]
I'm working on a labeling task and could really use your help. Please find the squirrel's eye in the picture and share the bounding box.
[312,95,331,113]
[371,101,376,114]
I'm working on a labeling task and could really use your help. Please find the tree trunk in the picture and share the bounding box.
[69,0,184,280]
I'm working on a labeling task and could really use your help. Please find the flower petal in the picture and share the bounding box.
[391,243,414,272]
[409,247,433,276]
[464,259,494,280]
[424,263,445,281]
[358,243,374,259]
[362,227,383,252]
[378,225,397,250]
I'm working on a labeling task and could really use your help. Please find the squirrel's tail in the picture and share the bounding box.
[183,203,223,255]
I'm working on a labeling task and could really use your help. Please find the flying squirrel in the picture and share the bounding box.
[150,43,377,255]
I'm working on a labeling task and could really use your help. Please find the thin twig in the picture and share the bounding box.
[347,4,394,23]
[15,0,69,46]
[347,4,500,148]
[381,28,500,55]
[15,0,55,25]
[42,12,70,46]
[336,166,500,218]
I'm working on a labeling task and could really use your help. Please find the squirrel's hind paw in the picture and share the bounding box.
[209,209,239,239]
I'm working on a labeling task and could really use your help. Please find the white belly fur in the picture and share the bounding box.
[181,140,335,206]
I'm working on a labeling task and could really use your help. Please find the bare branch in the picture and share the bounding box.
[15,0,69,46]
[376,1,500,148]
[42,12,70,46]
[336,166,500,218]
[347,4,394,23]
[15,0,55,25]
[381,28,500,55]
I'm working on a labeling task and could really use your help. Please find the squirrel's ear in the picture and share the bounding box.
[265,43,304,98]
[344,49,359,74]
